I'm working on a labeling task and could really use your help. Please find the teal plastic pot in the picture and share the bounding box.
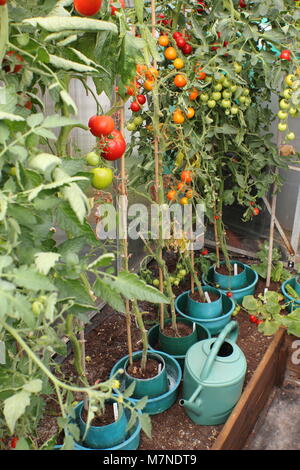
[293,276,300,298]
[61,402,141,451]
[76,399,127,449]
[186,286,222,319]
[175,290,235,336]
[213,260,247,290]
[124,351,169,399]
[202,263,258,305]
[148,318,210,370]
[110,351,182,415]
[180,321,246,425]
[281,277,300,313]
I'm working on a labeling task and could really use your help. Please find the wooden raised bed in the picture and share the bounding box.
[212,327,288,450]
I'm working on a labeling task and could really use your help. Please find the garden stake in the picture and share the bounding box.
[266,172,279,289]
[119,103,133,366]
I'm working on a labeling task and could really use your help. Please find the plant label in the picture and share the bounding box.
[204,291,212,303]
[192,322,196,332]
[0,341,5,364]
[113,402,119,421]
[158,363,162,373]
[234,263,238,275]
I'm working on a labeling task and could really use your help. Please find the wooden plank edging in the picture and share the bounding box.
[211,327,287,450]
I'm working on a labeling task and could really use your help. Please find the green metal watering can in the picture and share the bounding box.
[180,321,247,425]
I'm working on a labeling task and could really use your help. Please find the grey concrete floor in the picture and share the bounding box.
[244,369,300,450]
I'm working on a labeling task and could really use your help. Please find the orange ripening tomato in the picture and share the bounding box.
[186,107,195,119]
[136,64,147,75]
[173,110,185,124]
[180,197,189,205]
[189,88,199,101]
[165,47,177,60]
[158,35,169,47]
[167,190,177,201]
[145,67,159,81]
[186,190,193,199]
[173,58,185,70]
[181,170,192,183]
[177,182,185,191]
[126,85,135,96]
[143,80,154,91]
[174,74,187,88]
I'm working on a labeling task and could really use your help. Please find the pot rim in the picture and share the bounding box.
[124,351,167,384]
[78,399,125,431]
[159,317,197,340]
[203,264,258,294]
[282,277,300,303]
[175,290,235,323]
[187,285,221,304]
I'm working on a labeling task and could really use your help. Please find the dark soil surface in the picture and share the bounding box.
[162,322,193,338]
[81,403,116,427]
[36,251,285,450]
[215,264,244,275]
[127,358,162,379]
[189,291,220,303]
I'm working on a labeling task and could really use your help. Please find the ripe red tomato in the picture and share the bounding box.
[0,0,7,4]
[253,207,260,216]
[239,0,247,7]
[110,0,125,15]
[101,129,126,161]
[74,0,102,16]
[201,249,208,255]
[173,32,182,40]
[157,13,169,25]
[176,37,186,49]
[249,315,257,324]
[10,437,19,449]
[136,95,146,105]
[182,43,193,55]
[88,115,115,137]
[280,49,291,61]
[226,292,233,298]
[130,101,141,112]
[3,51,24,73]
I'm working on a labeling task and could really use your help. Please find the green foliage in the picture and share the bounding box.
[253,242,292,282]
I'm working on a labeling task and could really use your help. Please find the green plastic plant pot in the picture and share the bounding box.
[202,263,258,305]
[186,286,222,319]
[158,317,199,355]
[293,276,300,298]
[148,318,211,370]
[124,351,169,399]
[60,402,141,450]
[281,278,300,313]
[213,260,247,290]
[110,351,182,415]
[175,290,235,336]
[76,399,128,450]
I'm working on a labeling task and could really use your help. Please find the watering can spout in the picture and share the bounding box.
[179,383,203,416]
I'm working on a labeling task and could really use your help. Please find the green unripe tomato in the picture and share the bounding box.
[133,116,143,126]
[286,132,295,140]
[153,279,160,287]
[65,252,80,266]
[179,269,187,277]
[283,88,293,100]
[91,167,113,190]
[126,122,136,132]
[169,276,175,284]
[233,62,242,73]
[214,83,223,91]
[200,93,209,102]
[239,95,247,104]
[218,75,226,83]
[32,301,44,316]
[9,166,17,176]
[85,151,100,166]
[221,99,231,108]
[231,106,239,115]
[225,109,230,115]
[212,91,221,101]
[222,78,231,88]
[279,99,290,110]
[242,88,250,96]
[278,122,288,132]
[277,110,288,120]
[207,99,216,108]
[204,76,212,84]
[291,80,300,91]
[222,90,232,99]
[17,33,30,46]
[173,279,180,286]
[230,85,238,93]
[285,74,296,87]
[289,107,298,117]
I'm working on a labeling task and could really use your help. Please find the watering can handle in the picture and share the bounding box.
[199,321,238,382]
